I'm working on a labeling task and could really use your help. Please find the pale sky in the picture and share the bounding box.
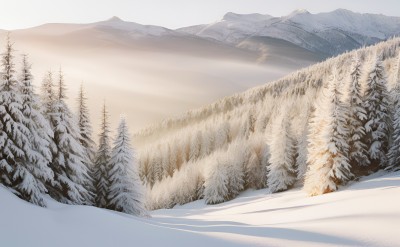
[0,0,400,30]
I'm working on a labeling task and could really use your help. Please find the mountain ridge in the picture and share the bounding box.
[178,9,400,56]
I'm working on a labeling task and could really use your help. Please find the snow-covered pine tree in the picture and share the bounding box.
[204,157,229,204]
[16,54,55,206]
[189,130,202,161]
[295,124,309,182]
[50,69,91,204]
[94,102,112,208]
[387,53,400,171]
[41,71,56,118]
[225,142,245,199]
[267,114,296,193]
[76,84,95,203]
[0,37,52,206]
[364,55,391,171]
[347,56,369,174]
[304,69,352,196]
[108,117,146,216]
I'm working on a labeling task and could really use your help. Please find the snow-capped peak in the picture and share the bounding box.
[222,12,272,22]
[106,16,124,22]
[287,8,310,17]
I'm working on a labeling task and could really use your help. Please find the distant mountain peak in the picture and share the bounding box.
[222,12,272,22]
[289,8,310,16]
[107,16,123,22]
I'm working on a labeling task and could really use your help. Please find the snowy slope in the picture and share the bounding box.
[178,9,400,55]
[1,171,399,246]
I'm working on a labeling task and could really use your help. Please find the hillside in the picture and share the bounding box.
[1,170,399,247]
[135,38,400,210]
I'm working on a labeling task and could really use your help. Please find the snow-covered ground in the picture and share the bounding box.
[1,171,399,247]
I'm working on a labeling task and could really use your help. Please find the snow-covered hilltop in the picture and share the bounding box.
[178,9,400,56]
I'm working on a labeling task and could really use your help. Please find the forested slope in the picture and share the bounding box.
[135,38,400,209]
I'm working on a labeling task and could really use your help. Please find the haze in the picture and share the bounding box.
[0,0,399,30]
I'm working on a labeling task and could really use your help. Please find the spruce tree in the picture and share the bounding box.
[94,102,112,208]
[204,158,229,204]
[0,37,53,206]
[17,54,54,206]
[387,53,400,171]
[41,71,56,118]
[296,124,309,182]
[364,55,390,171]
[304,70,352,196]
[108,117,146,216]
[267,115,296,193]
[49,69,91,204]
[347,56,369,173]
[76,84,96,203]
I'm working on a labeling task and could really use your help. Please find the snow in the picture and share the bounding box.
[1,171,400,246]
[93,16,171,37]
[178,9,400,55]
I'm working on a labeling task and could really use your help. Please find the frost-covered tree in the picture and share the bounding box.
[295,124,309,182]
[244,136,268,189]
[189,131,202,161]
[347,56,369,172]
[40,71,56,118]
[108,117,146,216]
[388,83,400,170]
[388,54,400,171]
[94,102,112,208]
[204,157,229,204]
[364,55,390,171]
[304,70,352,196]
[49,69,91,204]
[76,84,95,202]
[267,115,296,193]
[16,54,54,206]
[225,142,245,198]
[0,38,52,206]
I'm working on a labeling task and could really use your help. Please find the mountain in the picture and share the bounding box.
[2,16,322,134]
[1,169,399,246]
[178,9,400,56]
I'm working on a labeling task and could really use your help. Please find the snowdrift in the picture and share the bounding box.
[1,171,399,246]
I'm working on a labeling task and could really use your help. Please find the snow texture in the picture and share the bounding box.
[0,171,399,247]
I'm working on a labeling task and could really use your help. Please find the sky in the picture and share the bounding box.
[0,0,400,30]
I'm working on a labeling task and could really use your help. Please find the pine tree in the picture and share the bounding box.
[347,56,369,173]
[364,55,391,171]
[304,70,352,196]
[296,123,309,182]
[387,53,400,171]
[94,102,112,208]
[108,117,146,216]
[267,115,296,193]
[76,84,96,203]
[0,37,52,206]
[16,54,55,206]
[49,69,91,204]
[41,71,56,117]
[204,157,229,204]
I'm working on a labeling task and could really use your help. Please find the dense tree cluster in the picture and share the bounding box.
[0,37,145,216]
[139,38,400,209]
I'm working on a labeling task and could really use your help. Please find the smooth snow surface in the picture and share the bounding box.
[1,171,399,246]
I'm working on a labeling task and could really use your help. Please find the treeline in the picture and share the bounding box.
[0,36,146,216]
[139,38,400,210]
